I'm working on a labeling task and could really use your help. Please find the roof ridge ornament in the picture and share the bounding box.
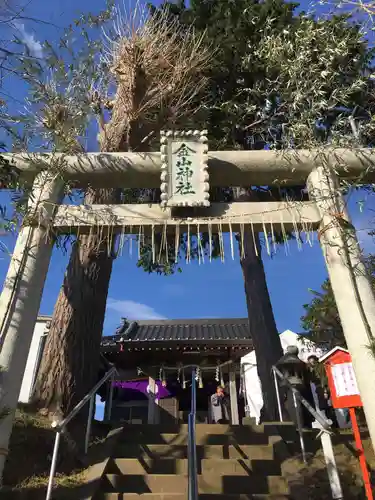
[114,319,138,340]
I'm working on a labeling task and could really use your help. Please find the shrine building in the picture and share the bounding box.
[100,318,253,425]
[19,315,323,426]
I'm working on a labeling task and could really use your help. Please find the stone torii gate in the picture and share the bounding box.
[1,138,375,479]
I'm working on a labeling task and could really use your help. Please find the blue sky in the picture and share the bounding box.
[1,0,375,341]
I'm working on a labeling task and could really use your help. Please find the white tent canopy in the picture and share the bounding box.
[240,330,326,423]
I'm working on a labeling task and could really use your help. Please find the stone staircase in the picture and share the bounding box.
[90,422,296,499]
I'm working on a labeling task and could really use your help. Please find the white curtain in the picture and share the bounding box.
[240,330,326,423]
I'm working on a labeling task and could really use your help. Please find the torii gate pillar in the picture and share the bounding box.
[0,172,63,480]
[307,165,375,452]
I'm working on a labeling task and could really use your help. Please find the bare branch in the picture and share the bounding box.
[99,2,213,151]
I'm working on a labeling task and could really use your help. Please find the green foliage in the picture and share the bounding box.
[0,2,114,239]
[157,1,375,151]
[136,232,222,275]
[300,279,345,348]
[0,154,30,234]
[156,0,300,150]
[144,0,375,274]
[0,0,115,156]
[0,155,19,189]
[144,0,301,275]
[252,15,375,149]
[16,24,110,153]
[300,253,375,349]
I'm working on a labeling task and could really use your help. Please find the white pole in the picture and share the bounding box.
[307,164,375,453]
[292,392,307,464]
[241,363,251,419]
[45,431,61,500]
[320,432,343,499]
[85,394,95,454]
[229,364,239,425]
[0,172,64,482]
[312,422,343,499]
[148,376,157,424]
[272,368,283,422]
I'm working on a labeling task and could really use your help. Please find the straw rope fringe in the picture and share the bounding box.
[29,195,319,262]
[82,219,316,263]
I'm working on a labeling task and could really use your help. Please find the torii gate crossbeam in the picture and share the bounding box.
[4,148,375,187]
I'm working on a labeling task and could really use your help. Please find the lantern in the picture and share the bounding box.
[275,345,308,427]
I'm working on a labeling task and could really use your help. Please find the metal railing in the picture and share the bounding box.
[45,366,117,500]
[272,365,344,499]
[188,367,198,500]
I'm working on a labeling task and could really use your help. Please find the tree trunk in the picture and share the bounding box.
[236,189,283,421]
[31,18,208,422]
[33,79,134,418]
[33,187,119,418]
[240,230,283,421]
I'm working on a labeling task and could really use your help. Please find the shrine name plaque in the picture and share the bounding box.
[160,130,210,208]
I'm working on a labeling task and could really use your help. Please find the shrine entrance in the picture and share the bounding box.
[107,370,243,425]
[1,139,375,473]
[175,378,220,423]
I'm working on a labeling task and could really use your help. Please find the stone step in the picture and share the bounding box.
[120,423,241,434]
[101,473,289,495]
[113,443,275,460]
[117,431,270,446]
[96,494,290,500]
[119,423,295,436]
[107,458,281,476]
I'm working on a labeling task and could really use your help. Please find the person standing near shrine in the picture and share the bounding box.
[306,355,338,427]
[306,355,327,408]
[211,386,230,423]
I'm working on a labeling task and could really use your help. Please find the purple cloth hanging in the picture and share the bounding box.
[112,379,171,399]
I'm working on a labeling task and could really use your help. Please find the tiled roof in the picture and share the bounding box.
[101,318,252,345]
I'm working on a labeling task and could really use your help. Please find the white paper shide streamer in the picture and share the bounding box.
[73,201,316,265]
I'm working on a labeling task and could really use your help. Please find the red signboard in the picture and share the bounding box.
[320,346,362,409]
[320,347,372,499]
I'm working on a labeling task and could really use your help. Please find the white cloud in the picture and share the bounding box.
[106,298,166,320]
[14,22,43,59]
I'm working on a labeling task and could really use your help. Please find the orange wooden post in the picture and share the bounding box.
[349,407,373,500]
